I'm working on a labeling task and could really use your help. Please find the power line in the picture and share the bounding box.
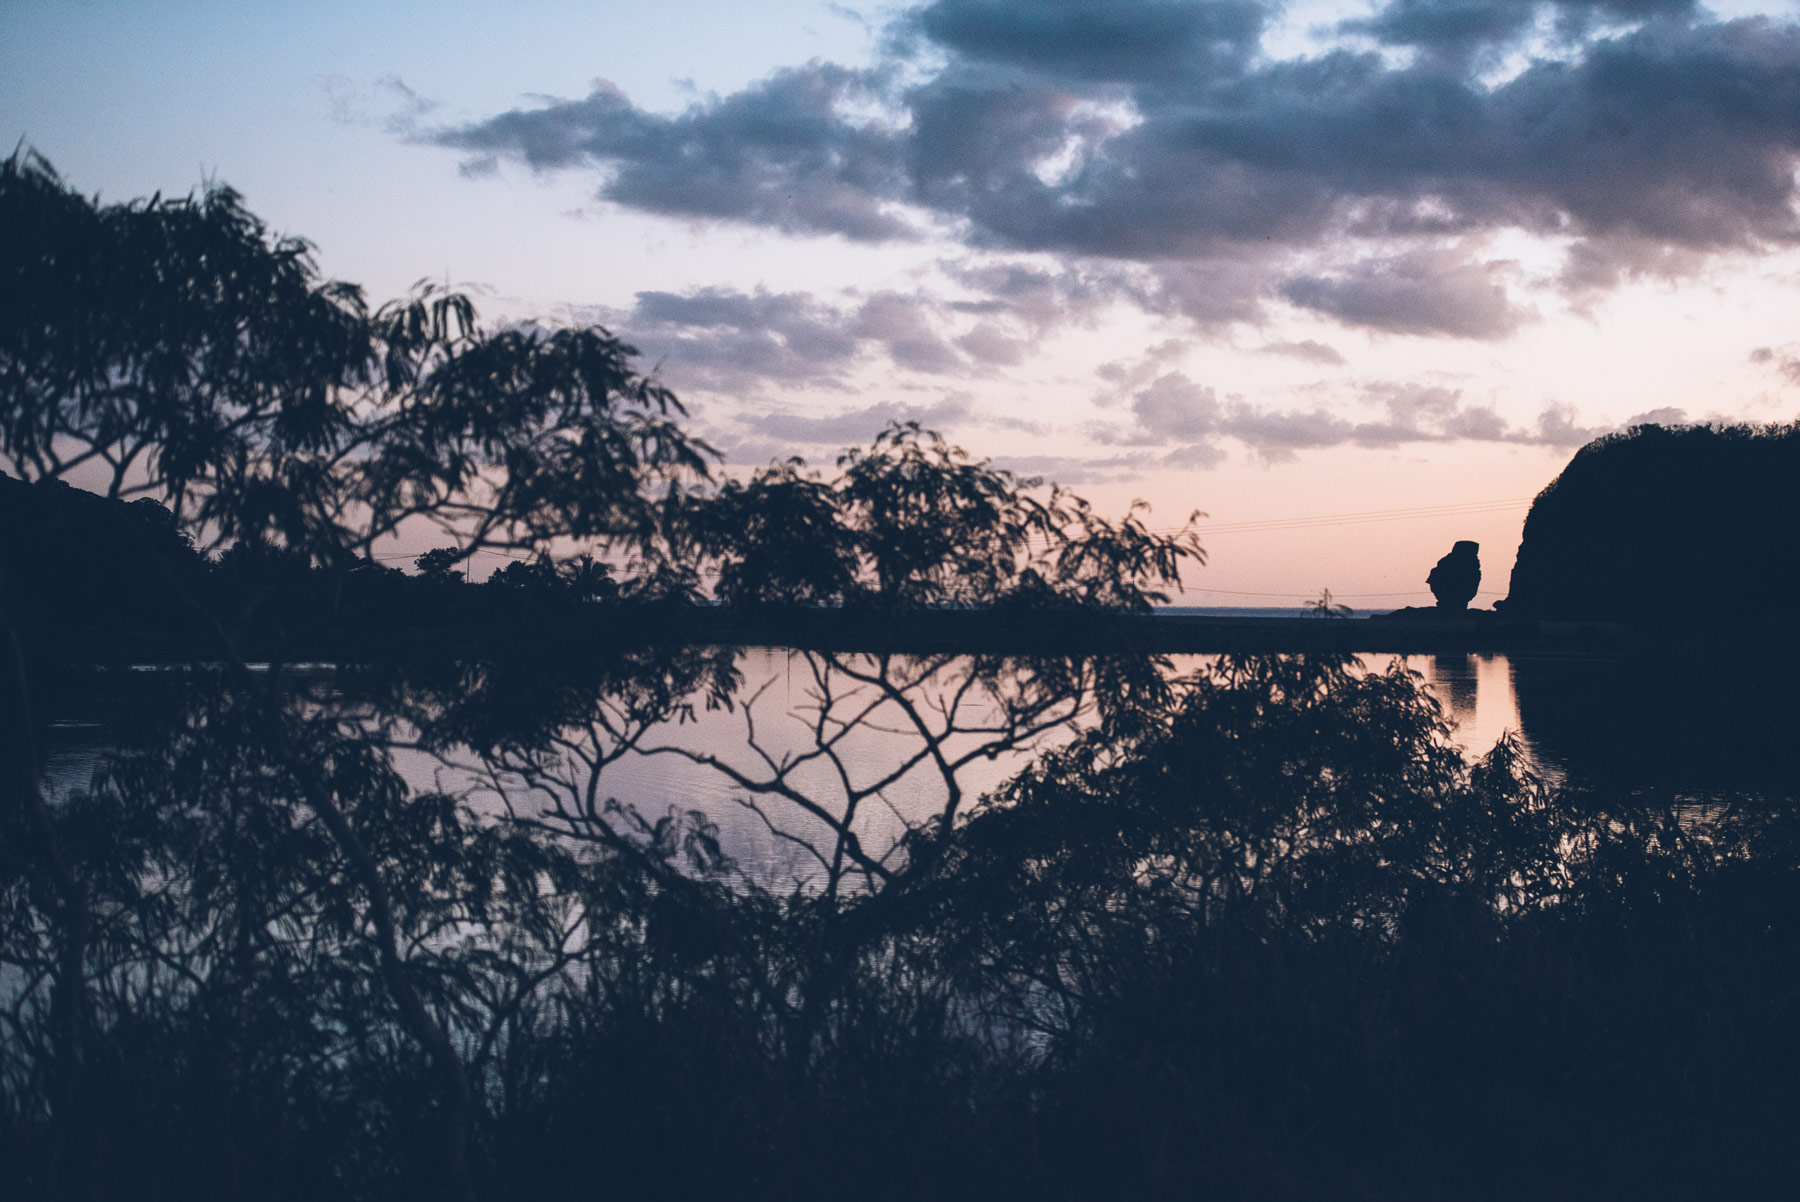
[1190,498,1531,536]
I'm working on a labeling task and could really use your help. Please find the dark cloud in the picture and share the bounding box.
[435,3,1800,342]
[436,66,913,242]
[909,0,1267,84]
[1341,0,1542,61]
[1345,0,1699,65]
[905,71,1120,213]
[1281,249,1529,338]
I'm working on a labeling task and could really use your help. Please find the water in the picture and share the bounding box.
[465,648,1533,885]
[42,646,1791,886]
[1157,606,1370,619]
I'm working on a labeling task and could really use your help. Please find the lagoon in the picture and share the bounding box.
[44,644,1724,886]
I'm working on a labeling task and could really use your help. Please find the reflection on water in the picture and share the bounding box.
[39,650,1531,885]
[43,647,1797,883]
[429,650,1539,884]
[1410,653,1524,757]
[1508,648,1800,792]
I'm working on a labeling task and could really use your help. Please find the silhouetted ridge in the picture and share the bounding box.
[0,472,209,635]
[1503,422,1800,622]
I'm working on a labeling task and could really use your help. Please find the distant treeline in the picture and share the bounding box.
[1503,422,1800,623]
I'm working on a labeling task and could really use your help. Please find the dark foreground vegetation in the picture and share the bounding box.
[7,150,1800,1200]
[17,653,1800,1201]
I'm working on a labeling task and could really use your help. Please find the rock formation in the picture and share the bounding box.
[1427,540,1481,610]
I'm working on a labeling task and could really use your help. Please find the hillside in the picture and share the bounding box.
[1502,423,1800,623]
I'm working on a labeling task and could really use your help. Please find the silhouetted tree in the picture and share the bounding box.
[414,547,463,582]
[701,423,1204,612]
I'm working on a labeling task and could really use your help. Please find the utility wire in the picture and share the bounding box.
[1185,498,1531,536]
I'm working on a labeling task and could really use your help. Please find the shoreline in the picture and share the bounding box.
[35,607,1634,663]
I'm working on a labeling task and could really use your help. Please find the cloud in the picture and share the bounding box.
[1095,371,1610,465]
[908,0,1267,85]
[1750,345,1800,385]
[1259,339,1346,365]
[1134,259,1272,329]
[325,74,439,135]
[1623,406,1689,426]
[1094,338,1192,392]
[436,65,915,242]
[435,7,1800,320]
[942,259,1119,331]
[955,322,1031,365]
[609,257,1146,398]
[1529,402,1610,446]
[618,287,863,392]
[988,451,1157,485]
[1123,372,1223,444]
[1357,383,1604,447]
[849,292,965,373]
[1281,248,1529,339]
[734,395,974,445]
[1339,0,1543,62]
[1344,0,1699,65]
[605,284,984,394]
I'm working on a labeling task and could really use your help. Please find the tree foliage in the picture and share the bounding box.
[1,148,712,580]
[701,423,1203,612]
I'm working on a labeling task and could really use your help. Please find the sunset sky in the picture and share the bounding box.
[7,0,1800,605]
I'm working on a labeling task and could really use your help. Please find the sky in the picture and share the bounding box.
[7,0,1800,606]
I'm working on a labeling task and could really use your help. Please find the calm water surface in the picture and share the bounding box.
[32,649,1670,885]
[421,649,1538,885]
